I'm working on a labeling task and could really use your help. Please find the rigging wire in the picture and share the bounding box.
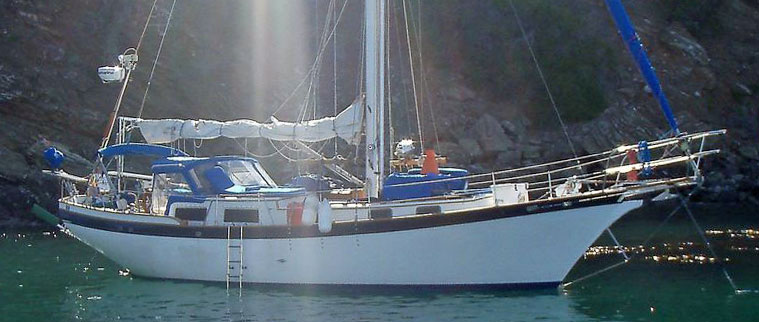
[680,196,740,293]
[391,0,414,139]
[99,0,160,148]
[421,70,440,150]
[298,3,331,134]
[409,0,440,151]
[386,0,394,160]
[299,0,337,123]
[267,140,333,164]
[402,0,425,152]
[309,0,334,122]
[314,0,320,121]
[561,190,694,288]
[416,0,422,140]
[562,187,746,294]
[136,0,178,119]
[135,0,160,53]
[233,139,282,159]
[333,0,339,157]
[270,141,300,162]
[273,0,348,119]
[508,0,579,161]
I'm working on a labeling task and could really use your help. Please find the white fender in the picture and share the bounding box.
[301,194,318,225]
[317,199,333,233]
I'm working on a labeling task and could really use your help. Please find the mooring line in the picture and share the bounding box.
[562,188,754,295]
[561,200,685,289]
[606,228,630,261]
[560,261,627,289]
[561,189,701,289]
[679,196,741,293]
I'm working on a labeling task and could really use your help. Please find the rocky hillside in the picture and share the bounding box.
[1,0,757,225]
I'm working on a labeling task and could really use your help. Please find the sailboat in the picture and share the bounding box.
[48,0,724,289]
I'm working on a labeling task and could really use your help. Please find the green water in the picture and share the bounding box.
[1,204,758,321]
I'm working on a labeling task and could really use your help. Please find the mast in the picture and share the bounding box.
[364,0,386,199]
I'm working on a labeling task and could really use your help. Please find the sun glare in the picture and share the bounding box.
[246,1,311,119]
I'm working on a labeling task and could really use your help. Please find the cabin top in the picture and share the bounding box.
[99,143,304,198]
[150,155,308,197]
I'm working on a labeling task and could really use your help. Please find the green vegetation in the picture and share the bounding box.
[662,0,724,38]
[511,0,616,123]
[422,0,615,126]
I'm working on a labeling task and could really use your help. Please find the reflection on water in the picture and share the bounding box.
[2,204,759,321]
[706,228,759,239]
[585,242,729,264]
[60,281,588,322]
[582,227,759,266]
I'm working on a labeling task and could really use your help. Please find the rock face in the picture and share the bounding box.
[661,23,710,66]
[1,0,759,225]
[474,114,512,154]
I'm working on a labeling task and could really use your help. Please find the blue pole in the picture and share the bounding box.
[604,0,680,135]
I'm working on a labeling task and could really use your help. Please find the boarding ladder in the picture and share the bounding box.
[226,225,244,292]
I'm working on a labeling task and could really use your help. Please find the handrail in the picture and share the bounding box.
[614,129,725,153]
[604,150,719,175]
[380,129,724,189]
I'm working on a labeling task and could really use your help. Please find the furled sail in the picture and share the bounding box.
[131,99,364,145]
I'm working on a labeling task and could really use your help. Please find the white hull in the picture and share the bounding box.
[63,200,641,286]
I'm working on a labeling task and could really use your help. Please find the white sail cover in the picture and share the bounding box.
[134,99,364,145]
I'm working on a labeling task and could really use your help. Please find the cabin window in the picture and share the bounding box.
[151,173,193,214]
[217,160,271,187]
[224,209,260,223]
[370,208,392,219]
[416,205,442,214]
[189,165,214,195]
[187,169,204,192]
[175,208,207,221]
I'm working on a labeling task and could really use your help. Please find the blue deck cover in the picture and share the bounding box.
[382,168,468,201]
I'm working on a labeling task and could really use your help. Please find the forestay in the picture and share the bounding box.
[130,99,364,145]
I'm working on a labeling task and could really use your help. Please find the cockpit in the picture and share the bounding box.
[89,144,305,216]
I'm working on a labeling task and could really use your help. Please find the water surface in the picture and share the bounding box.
[1,204,758,321]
